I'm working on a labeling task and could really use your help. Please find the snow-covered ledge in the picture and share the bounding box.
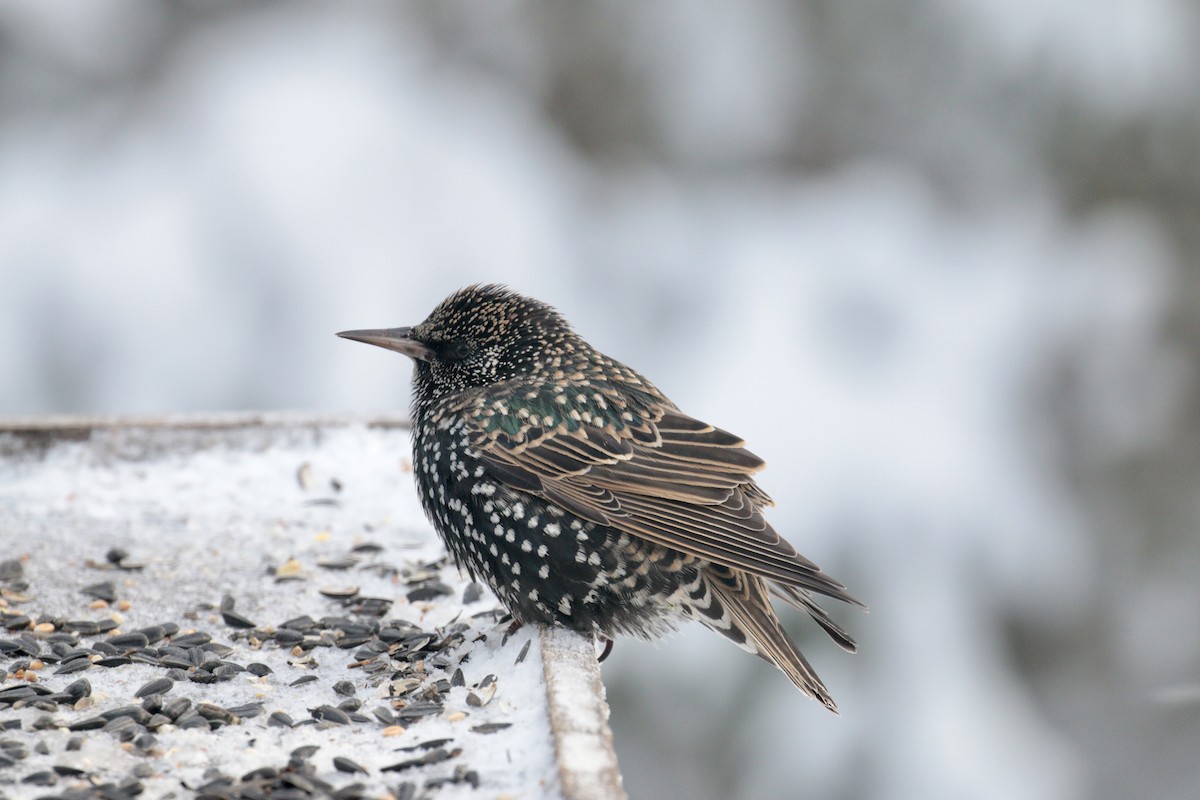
[0,413,625,800]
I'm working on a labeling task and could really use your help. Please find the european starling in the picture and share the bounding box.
[338,285,862,711]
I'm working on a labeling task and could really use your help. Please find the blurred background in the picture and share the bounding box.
[2,1,1198,798]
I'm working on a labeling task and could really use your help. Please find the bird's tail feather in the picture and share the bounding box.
[692,565,840,713]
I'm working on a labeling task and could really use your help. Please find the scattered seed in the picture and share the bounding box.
[515,639,532,664]
[462,583,483,604]
[333,756,367,774]
[161,697,192,720]
[317,555,359,570]
[95,656,132,668]
[81,581,116,603]
[54,658,92,675]
[267,711,294,728]
[135,677,174,698]
[395,738,454,753]
[291,744,320,760]
[171,632,211,648]
[67,716,107,732]
[226,702,264,719]
[388,678,421,698]
[273,629,305,646]
[63,678,92,700]
[319,586,359,599]
[221,610,256,629]
[109,632,150,650]
[176,713,209,730]
[381,747,459,772]
[310,705,352,725]
[471,722,512,734]
[53,765,87,777]
[290,675,319,687]
[22,770,57,786]
[145,713,171,730]
[273,559,304,580]
[405,583,453,602]
[240,766,277,783]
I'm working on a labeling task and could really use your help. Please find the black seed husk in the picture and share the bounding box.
[291,744,320,760]
[381,747,457,772]
[67,716,107,731]
[22,770,57,786]
[333,756,367,774]
[108,632,150,649]
[222,610,257,629]
[171,632,212,647]
[310,705,351,725]
[54,658,93,675]
[462,583,483,604]
[135,677,174,698]
[81,581,117,603]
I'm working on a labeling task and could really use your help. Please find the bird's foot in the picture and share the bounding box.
[596,636,614,663]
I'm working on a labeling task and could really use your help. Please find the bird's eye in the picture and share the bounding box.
[443,339,475,361]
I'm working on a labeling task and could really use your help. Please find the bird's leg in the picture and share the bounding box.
[596,636,614,663]
[501,617,524,646]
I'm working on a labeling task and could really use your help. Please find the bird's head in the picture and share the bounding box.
[338,284,578,402]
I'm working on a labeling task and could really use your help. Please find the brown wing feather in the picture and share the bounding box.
[458,381,861,607]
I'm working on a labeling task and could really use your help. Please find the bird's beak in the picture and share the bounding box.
[336,327,433,362]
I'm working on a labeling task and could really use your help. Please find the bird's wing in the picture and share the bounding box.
[451,381,860,606]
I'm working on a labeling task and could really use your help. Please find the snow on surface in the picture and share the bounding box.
[0,420,566,799]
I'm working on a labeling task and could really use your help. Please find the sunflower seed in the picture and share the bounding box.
[108,632,150,649]
[135,677,174,698]
[81,581,116,603]
[291,744,320,760]
[317,555,359,570]
[333,756,367,774]
[221,610,256,629]
[381,747,458,772]
[267,711,294,728]
[171,632,211,647]
[310,705,351,725]
[54,658,92,675]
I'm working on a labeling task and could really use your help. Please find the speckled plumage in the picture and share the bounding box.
[338,284,862,711]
